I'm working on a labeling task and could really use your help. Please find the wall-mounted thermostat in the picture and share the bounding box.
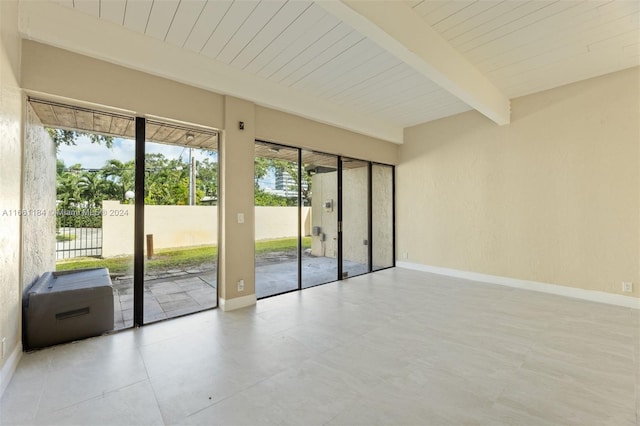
[324,199,333,212]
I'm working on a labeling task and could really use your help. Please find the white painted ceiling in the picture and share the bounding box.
[21,0,640,143]
[408,0,640,98]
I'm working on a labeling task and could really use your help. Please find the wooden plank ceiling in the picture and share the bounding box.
[407,0,640,98]
[43,0,640,132]
[29,99,218,150]
[51,0,472,127]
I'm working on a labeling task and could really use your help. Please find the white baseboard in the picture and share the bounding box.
[219,294,256,312]
[0,341,23,398]
[396,261,640,310]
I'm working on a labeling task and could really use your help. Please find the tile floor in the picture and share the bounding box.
[1,268,638,425]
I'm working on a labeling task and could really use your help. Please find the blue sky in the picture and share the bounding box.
[57,135,276,187]
[57,136,217,170]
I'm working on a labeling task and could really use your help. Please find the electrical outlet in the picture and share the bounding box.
[622,282,633,293]
[237,279,244,292]
[1,337,5,360]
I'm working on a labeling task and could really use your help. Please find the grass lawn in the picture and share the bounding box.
[56,233,76,242]
[56,237,311,273]
[255,236,311,254]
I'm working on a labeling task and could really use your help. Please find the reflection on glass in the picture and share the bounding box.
[372,164,394,270]
[302,150,338,288]
[254,142,299,298]
[143,122,218,324]
[341,158,370,278]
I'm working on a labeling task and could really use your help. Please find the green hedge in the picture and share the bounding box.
[55,208,103,228]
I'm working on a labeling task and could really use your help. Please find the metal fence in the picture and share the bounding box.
[56,227,102,260]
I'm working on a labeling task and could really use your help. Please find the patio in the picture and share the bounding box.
[110,254,369,329]
[112,271,218,330]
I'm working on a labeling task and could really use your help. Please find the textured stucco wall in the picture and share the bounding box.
[372,164,394,269]
[22,103,56,291]
[311,166,394,266]
[342,166,369,265]
[0,0,23,380]
[398,67,639,297]
[311,172,338,258]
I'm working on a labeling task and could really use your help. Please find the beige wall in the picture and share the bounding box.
[102,202,309,257]
[219,96,257,302]
[102,202,215,257]
[21,41,224,130]
[255,207,311,241]
[0,0,23,384]
[398,67,640,298]
[19,41,399,164]
[101,202,135,258]
[255,106,398,165]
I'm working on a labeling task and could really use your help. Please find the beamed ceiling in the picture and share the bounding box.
[19,0,640,144]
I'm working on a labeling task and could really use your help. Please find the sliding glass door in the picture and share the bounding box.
[254,142,300,298]
[143,121,218,323]
[253,140,394,298]
[47,106,137,331]
[302,150,338,288]
[341,158,370,278]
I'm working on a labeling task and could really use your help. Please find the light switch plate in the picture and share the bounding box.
[237,213,244,224]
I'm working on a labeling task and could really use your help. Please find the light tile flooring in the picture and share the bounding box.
[1,268,638,425]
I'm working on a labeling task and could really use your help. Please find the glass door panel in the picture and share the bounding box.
[372,164,394,270]
[52,115,136,332]
[143,122,218,323]
[302,150,338,288]
[341,158,370,278]
[254,142,299,298]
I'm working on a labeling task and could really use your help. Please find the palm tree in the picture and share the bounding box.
[101,159,135,202]
[57,176,78,209]
[77,172,105,209]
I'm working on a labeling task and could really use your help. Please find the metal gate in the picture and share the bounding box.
[56,213,103,259]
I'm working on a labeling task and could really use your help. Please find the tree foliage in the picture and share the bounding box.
[254,189,295,206]
[254,157,312,206]
[48,128,114,151]
[56,153,219,215]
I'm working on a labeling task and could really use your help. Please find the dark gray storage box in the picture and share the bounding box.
[23,268,114,349]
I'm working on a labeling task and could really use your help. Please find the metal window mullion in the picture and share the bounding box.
[133,117,145,327]
[297,148,302,291]
[367,162,373,273]
[337,157,343,281]
[392,165,396,267]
